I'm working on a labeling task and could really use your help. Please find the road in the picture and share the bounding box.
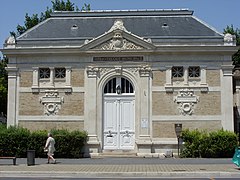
[1,178,240,180]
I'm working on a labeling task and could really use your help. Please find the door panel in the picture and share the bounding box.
[103,96,135,150]
[103,99,118,149]
[119,99,135,149]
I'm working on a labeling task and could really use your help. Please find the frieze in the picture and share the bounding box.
[93,56,143,62]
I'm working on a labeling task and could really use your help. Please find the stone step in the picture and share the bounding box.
[95,150,137,158]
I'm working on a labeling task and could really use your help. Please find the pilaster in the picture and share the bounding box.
[221,65,234,131]
[84,66,100,154]
[6,67,19,127]
[137,65,152,154]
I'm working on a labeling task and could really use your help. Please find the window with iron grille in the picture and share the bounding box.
[172,66,184,78]
[188,66,200,78]
[104,77,134,94]
[55,68,66,78]
[39,68,50,79]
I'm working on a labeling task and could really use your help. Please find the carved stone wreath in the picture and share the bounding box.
[174,89,199,116]
[40,90,64,116]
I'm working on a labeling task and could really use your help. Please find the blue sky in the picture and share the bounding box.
[0,0,239,58]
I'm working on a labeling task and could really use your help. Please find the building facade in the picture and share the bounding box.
[2,9,237,157]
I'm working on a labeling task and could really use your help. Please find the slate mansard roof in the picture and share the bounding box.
[16,9,223,45]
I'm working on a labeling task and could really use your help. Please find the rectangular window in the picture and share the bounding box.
[172,66,184,78]
[55,68,66,78]
[188,66,200,78]
[39,68,50,79]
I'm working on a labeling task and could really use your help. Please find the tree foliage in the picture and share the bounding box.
[223,25,240,66]
[14,0,90,36]
[0,56,8,115]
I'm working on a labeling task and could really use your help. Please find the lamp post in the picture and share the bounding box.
[175,123,182,157]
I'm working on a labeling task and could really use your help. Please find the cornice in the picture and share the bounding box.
[1,45,238,56]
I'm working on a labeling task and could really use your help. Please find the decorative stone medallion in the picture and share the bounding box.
[40,90,64,116]
[174,89,199,115]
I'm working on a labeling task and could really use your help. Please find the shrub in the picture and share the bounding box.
[0,126,30,157]
[181,129,238,158]
[0,126,88,158]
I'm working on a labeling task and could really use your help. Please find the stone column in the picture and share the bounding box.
[137,65,152,156]
[6,67,19,127]
[84,66,100,156]
[221,64,234,131]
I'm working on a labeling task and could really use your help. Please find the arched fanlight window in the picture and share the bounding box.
[104,77,134,94]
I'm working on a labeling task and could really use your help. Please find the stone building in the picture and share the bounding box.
[1,9,238,157]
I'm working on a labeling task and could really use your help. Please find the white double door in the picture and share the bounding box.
[103,96,135,150]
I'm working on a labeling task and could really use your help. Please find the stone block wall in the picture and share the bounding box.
[72,69,84,87]
[194,92,221,115]
[152,121,222,138]
[19,93,43,116]
[18,121,84,132]
[20,71,33,87]
[206,70,220,86]
[152,71,166,86]
[152,92,178,115]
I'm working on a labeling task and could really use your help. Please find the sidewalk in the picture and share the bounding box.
[0,158,240,178]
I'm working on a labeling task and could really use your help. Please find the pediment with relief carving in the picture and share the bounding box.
[94,34,144,51]
[80,20,155,52]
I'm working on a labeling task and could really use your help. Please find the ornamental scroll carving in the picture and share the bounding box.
[138,65,152,77]
[40,90,64,116]
[87,66,99,78]
[174,89,199,116]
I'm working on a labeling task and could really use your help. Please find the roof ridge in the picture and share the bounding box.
[51,9,194,17]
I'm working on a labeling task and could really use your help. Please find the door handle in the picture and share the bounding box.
[106,130,113,137]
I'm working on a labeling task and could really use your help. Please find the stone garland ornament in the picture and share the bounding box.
[174,89,199,116]
[40,90,64,116]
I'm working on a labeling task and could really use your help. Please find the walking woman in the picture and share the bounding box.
[44,132,56,164]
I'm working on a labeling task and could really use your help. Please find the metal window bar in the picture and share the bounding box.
[55,68,66,78]
[39,68,50,79]
[104,77,133,94]
[172,66,183,78]
[188,66,200,77]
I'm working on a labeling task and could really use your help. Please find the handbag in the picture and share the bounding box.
[232,147,240,167]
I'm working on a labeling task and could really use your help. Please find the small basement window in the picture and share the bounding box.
[39,68,50,79]
[189,66,200,78]
[172,66,184,78]
[55,68,66,78]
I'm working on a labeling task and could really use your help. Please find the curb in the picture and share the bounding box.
[1,171,240,178]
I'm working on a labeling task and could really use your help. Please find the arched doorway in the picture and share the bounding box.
[103,77,135,150]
